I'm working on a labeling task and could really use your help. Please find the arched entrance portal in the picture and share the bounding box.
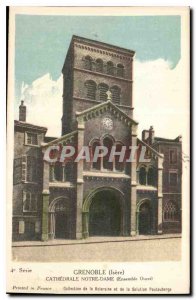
[89,190,121,236]
[137,200,152,235]
[49,198,72,239]
[83,187,125,238]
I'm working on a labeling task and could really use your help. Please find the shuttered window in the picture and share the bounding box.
[85,80,97,100]
[13,157,22,185]
[98,83,109,101]
[111,86,121,104]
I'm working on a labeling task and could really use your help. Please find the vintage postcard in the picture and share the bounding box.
[7,6,190,294]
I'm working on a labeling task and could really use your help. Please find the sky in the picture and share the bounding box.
[14,14,186,141]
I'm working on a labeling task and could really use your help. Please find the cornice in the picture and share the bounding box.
[72,37,135,59]
[73,96,133,110]
[74,67,132,83]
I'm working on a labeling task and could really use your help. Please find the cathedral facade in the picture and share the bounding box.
[12,36,182,241]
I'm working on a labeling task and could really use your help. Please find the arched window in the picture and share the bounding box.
[163,201,178,221]
[110,85,121,104]
[103,137,113,171]
[147,167,156,186]
[95,59,103,72]
[84,55,93,70]
[91,140,101,170]
[115,143,125,172]
[85,80,97,100]
[98,83,109,101]
[139,166,147,185]
[117,64,124,77]
[54,162,63,181]
[106,61,114,75]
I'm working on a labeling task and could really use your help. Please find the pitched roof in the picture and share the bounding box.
[154,136,182,143]
[42,130,78,148]
[14,120,47,132]
[137,138,163,158]
[76,100,138,127]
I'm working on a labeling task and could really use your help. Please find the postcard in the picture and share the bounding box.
[7,6,190,294]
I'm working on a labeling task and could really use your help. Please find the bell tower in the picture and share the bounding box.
[61,35,135,136]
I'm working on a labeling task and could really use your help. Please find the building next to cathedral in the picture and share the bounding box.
[12,36,182,241]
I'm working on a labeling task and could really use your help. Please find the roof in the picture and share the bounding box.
[44,136,58,143]
[71,35,135,56]
[137,138,163,158]
[14,120,47,132]
[76,100,138,126]
[42,130,78,148]
[154,136,182,143]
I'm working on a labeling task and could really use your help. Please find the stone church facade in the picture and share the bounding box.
[12,36,182,241]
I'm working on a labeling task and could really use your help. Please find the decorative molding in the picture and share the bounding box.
[42,130,77,149]
[76,100,138,128]
[83,171,130,180]
[49,182,75,188]
[74,43,133,61]
[136,185,157,191]
[74,67,132,83]
[42,189,50,195]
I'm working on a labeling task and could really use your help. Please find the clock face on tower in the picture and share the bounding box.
[102,117,113,130]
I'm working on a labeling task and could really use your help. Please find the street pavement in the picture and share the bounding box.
[12,236,181,262]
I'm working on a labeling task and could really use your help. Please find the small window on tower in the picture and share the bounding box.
[84,56,93,70]
[117,64,124,77]
[106,61,114,75]
[95,59,103,72]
